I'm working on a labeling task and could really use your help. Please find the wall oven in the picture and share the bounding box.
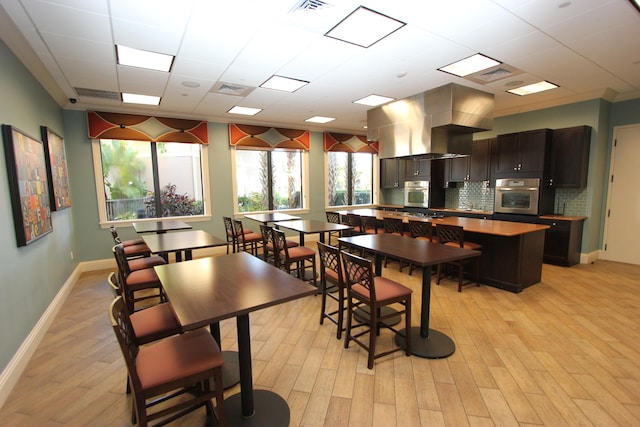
[494,178,541,215]
[404,180,430,208]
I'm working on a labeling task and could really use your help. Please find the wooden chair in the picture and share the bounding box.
[272,228,317,284]
[382,217,408,272]
[260,224,298,265]
[343,214,364,236]
[110,225,151,259]
[435,223,482,292]
[317,242,346,339]
[109,296,226,427]
[325,211,343,245]
[113,244,165,312]
[233,219,263,256]
[341,251,412,369]
[407,220,436,275]
[361,215,383,235]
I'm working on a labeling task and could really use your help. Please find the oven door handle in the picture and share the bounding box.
[499,187,538,191]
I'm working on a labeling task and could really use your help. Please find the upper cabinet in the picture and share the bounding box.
[493,129,552,178]
[404,158,431,181]
[380,158,406,188]
[446,138,492,183]
[549,126,591,188]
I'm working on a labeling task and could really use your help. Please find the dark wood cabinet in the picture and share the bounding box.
[549,126,591,188]
[404,158,431,181]
[494,129,551,178]
[538,218,585,266]
[380,158,406,188]
[446,138,491,183]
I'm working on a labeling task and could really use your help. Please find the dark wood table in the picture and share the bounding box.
[275,219,353,246]
[338,233,480,359]
[141,230,226,262]
[132,219,192,234]
[244,212,300,224]
[154,252,316,426]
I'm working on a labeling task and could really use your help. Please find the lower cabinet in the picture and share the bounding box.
[538,218,585,266]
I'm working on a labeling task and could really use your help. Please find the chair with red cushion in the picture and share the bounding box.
[325,211,344,245]
[260,224,297,265]
[382,217,408,272]
[233,219,263,257]
[272,228,316,284]
[317,242,347,339]
[435,223,482,292]
[361,215,383,235]
[113,243,165,312]
[341,250,412,369]
[407,220,437,275]
[110,225,151,259]
[109,296,226,427]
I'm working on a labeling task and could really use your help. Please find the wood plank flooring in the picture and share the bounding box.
[1,251,639,426]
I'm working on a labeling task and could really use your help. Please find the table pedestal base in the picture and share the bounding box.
[221,351,240,389]
[224,390,290,426]
[394,327,455,359]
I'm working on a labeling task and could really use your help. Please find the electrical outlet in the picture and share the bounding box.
[70,251,74,260]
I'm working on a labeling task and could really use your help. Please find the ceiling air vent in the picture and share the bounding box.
[211,82,254,97]
[74,87,120,100]
[290,0,332,12]
[475,68,514,82]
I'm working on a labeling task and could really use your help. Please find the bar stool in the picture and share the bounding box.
[233,219,263,256]
[382,217,408,271]
[272,228,316,284]
[435,223,482,292]
[317,242,346,339]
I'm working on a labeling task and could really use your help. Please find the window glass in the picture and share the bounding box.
[327,151,348,206]
[327,151,373,207]
[235,150,269,212]
[271,150,302,210]
[353,152,373,205]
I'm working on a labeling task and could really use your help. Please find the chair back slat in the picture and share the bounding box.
[109,296,141,388]
[383,217,404,235]
[326,212,340,224]
[436,224,464,247]
[408,220,433,240]
[317,241,342,282]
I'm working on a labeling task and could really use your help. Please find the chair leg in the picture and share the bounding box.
[404,298,412,357]
[212,367,226,427]
[319,279,327,325]
[336,288,344,340]
[344,299,353,349]
[368,307,378,370]
[458,260,464,292]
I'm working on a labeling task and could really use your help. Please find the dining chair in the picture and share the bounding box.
[435,223,482,292]
[113,244,165,312]
[110,225,151,259]
[325,211,343,245]
[341,250,412,369]
[272,228,317,284]
[343,214,364,236]
[260,224,298,265]
[407,219,436,275]
[382,217,408,272]
[317,242,346,339]
[361,215,383,235]
[232,219,263,257]
[110,296,226,427]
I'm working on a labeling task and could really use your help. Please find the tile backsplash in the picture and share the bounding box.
[445,181,495,211]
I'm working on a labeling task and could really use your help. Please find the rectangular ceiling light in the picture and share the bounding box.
[260,75,309,92]
[507,81,559,96]
[122,93,161,105]
[228,106,262,116]
[629,0,640,13]
[325,6,405,48]
[305,116,335,123]
[116,45,174,72]
[438,53,501,77]
[354,94,395,107]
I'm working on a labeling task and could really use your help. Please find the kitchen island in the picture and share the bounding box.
[332,209,549,293]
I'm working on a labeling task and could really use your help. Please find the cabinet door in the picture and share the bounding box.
[381,158,402,188]
[469,139,490,181]
[448,156,469,182]
[541,220,571,265]
[550,126,590,188]
[494,133,520,174]
[518,129,550,173]
[404,158,431,180]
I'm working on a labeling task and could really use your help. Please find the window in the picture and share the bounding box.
[234,148,304,212]
[93,139,209,222]
[327,151,373,207]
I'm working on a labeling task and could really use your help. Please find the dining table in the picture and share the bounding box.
[243,212,301,224]
[275,219,353,246]
[132,219,192,234]
[338,233,481,359]
[141,229,226,262]
[154,252,316,426]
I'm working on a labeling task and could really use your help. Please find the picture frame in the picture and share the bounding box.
[2,124,53,246]
[41,126,71,210]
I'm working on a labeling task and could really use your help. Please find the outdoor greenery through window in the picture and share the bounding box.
[99,139,205,221]
[235,148,302,212]
[327,151,373,207]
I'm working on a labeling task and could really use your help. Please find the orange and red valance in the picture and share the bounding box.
[229,124,310,150]
[324,132,378,153]
[87,111,209,144]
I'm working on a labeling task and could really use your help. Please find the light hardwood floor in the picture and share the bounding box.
[1,250,640,426]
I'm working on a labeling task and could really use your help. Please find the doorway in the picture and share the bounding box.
[603,124,640,265]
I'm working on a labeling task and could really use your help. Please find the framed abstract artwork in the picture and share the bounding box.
[2,124,53,246]
[41,126,71,210]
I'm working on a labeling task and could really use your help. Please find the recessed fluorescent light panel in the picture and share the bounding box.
[305,116,335,123]
[122,93,161,105]
[354,94,395,107]
[325,6,405,48]
[228,106,262,116]
[628,0,640,13]
[116,45,174,72]
[260,75,309,92]
[439,54,501,77]
[507,81,559,96]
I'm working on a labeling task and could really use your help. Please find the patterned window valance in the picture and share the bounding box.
[87,111,209,144]
[229,124,310,150]
[324,132,378,153]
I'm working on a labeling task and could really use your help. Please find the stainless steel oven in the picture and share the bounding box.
[404,180,430,208]
[494,178,540,215]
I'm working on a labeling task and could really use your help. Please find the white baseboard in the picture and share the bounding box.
[580,250,600,265]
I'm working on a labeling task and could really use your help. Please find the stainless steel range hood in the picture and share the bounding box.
[367,83,494,159]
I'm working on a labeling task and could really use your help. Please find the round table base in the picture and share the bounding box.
[224,390,290,426]
[221,351,240,389]
[394,327,455,359]
[354,306,401,327]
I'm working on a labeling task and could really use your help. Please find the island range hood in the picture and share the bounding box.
[367,83,494,159]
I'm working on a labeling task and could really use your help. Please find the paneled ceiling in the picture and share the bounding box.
[1,0,639,134]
